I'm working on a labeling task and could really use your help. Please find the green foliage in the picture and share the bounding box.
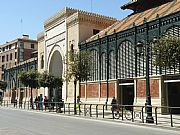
[65,50,92,82]
[0,80,7,91]
[38,71,49,88]
[18,70,40,88]
[153,35,180,69]
[39,71,63,90]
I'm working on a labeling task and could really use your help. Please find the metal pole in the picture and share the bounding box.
[145,42,154,123]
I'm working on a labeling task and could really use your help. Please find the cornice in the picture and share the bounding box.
[44,7,77,29]
[66,11,117,28]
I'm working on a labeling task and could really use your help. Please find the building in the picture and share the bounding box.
[0,35,38,100]
[79,0,180,111]
[3,55,37,102]
[0,35,38,81]
[38,7,117,102]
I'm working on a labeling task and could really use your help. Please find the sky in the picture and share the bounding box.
[0,0,132,45]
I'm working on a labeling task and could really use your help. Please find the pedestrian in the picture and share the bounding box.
[111,96,117,117]
[76,96,82,112]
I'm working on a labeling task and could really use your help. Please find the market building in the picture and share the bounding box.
[79,0,180,112]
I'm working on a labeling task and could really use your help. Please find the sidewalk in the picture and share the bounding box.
[1,104,180,131]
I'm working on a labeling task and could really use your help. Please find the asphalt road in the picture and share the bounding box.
[0,107,180,135]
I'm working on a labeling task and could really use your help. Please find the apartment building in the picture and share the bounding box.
[0,35,38,81]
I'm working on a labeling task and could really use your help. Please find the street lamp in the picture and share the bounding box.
[136,40,154,123]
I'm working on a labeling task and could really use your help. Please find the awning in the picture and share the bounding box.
[119,83,134,86]
[164,80,180,83]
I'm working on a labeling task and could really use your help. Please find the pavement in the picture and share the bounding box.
[1,105,180,132]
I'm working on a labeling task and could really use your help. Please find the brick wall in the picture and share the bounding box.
[137,79,159,97]
[86,83,99,98]
[100,83,107,98]
[109,82,115,98]
[80,84,85,98]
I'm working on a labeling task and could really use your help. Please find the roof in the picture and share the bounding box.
[86,0,180,42]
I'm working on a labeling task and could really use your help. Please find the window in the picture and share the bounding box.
[9,45,12,49]
[6,54,8,61]
[1,65,4,71]
[2,56,5,62]
[70,43,74,61]
[31,44,34,49]
[20,42,24,49]
[15,52,17,59]
[10,53,12,60]
[93,29,100,35]
[2,48,5,52]
[19,51,24,62]
[41,55,44,69]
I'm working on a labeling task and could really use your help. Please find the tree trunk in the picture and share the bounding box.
[31,87,34,109]
[74,80,77,115]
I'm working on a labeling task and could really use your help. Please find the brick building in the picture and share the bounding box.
[0,35,38,98]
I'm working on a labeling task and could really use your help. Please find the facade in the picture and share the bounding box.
[0,35,38,100]
[3,55,38,102]
[39,7,117,102]
[79,0,180,110]
[0,35,38,81]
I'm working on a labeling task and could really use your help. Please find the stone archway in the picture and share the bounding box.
[48,50,63,101]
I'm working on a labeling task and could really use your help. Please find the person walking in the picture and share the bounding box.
[111,96,117,118]
[76,96,82,112]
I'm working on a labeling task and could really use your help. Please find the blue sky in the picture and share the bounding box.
[0,0,132,45]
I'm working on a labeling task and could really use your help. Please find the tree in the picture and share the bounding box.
[18,70,39,109]
[153,35,180,69]
[65,50,92,114]
[39,72,63,102]
[38,71,49,96]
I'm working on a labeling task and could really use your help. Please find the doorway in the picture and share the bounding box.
[167,82,180,114]
[118,79,134,108]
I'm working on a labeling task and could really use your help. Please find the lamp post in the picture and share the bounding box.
[136,41,154,123]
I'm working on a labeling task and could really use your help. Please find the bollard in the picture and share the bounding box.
[155,107,158,125]
[96,105,98,118]
[103,105,105,118]
[64,103,66,114]
[90,104,92,117]
[142,106,144,123]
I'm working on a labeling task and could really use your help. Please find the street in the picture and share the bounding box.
[0,107,179,135]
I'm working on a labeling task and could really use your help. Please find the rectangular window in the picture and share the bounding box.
[31,44,34,49]
[2,56,5,62]
[9,45,12,49]
[10,53,12,60]
[20,42,24,49]
[15,52,17,59]
[19,51,24,62]
[6,54,8,61]
[1,65,4,71]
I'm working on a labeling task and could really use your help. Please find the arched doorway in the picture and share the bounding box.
[48,50,63,102]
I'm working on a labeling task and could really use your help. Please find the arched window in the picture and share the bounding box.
[117,40,135,79]
[101,52,106,80]
[90,49,99,81]
[109,50,116,79]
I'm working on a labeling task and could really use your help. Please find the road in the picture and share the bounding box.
[0,107,179,135]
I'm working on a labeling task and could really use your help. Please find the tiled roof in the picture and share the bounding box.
[86,0,180,42]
